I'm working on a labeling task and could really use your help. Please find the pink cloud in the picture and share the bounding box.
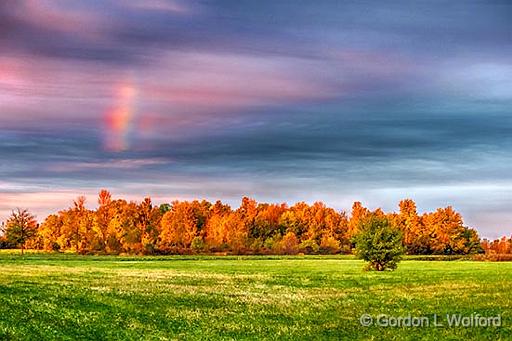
[123,0,192,14]
[47,158,169,172]
[0,56,113,122]
[141,52,336,109]
[1,47,339,151]
[19,0,107,40]
[0,190,92,223]
[0,187,181,224]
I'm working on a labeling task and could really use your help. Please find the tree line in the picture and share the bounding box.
[481,237,512,255]
[1,190,487,255]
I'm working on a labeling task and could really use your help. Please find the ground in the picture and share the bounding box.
[0,251,510,340]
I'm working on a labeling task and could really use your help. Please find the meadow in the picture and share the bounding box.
[0,251,510,340]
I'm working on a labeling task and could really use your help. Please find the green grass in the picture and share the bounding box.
[0,251,510,340]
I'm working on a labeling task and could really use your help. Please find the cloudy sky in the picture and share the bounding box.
[1,0,511,238]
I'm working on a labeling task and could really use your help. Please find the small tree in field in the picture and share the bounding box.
[353,214,404,271]
[5,209,38,255]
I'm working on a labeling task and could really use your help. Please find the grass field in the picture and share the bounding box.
[0,251,510,340]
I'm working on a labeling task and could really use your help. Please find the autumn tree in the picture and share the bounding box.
[117,201,141,253]
[320,235,341,254]
[279,202,309,240]
[276,231,299,254]
[204,201,231,250]
[301,202,328,243]
[422,206,472,255]
[67,196,95,253]
[253,203,287,246]
[55,196,89,253]
[104,199,130,253]
[92,189,113,252]
[134,197,162,254]
[5,209,38,255]
[204,202,248,254]
[159,201,199,251]
[484,236,512,255]
[5,192,483,256]
[348,201,370,239]
[204,211,226,250]
[224,213,248,254]
[392,199,428,254]
[460,227,483,254]
[237,197,258,227]
[38,214,63,251]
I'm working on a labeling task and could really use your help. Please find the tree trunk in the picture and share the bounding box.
[21,244,24,255]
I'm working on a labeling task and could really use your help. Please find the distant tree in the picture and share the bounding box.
[348,202,370,239]
[237,197,258,225]
[204,211,227,250]
[320,235,341,254]
[482,235,512,255]
[253,203,287,240]
[277,231,299,254]
[422,206,469,255]
[190,236,205,253]
[392,199,429,254]
[299,239,320,254]
[5,209,38,255]
[38,214,63,251]
[279,202,308,239]
[353,215,404,271]
[159,203,172,214]
[159,201,198,250]
[6,193,483,256]
[460,227,483,254]
[98,189,112,206]
[0,222,14,249]
[119,201,142,253]
[93,190,114,252]
[72,196,95,253]
[135,197,160,253]
[224,213,248,254]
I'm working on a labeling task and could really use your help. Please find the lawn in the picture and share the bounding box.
[0,251,510,340]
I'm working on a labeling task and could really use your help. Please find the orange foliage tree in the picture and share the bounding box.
[4,191,486,256]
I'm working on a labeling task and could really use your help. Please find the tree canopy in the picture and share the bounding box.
[353,215,404,271]
[4,209,38,255]
[0,191,486,256]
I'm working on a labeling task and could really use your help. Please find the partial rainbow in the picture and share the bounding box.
[104,79,138,152]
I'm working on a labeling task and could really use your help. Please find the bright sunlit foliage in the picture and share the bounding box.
[1,191,485,256]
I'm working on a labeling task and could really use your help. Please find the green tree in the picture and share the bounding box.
[5,209,38,255]
[353,215,404,271]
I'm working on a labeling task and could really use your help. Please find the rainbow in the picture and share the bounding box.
[104,79,138,152]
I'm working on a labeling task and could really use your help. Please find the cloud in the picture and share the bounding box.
[47,158,169,172]
[437,61,512,101]
[121,0,192,14]
[1,1,511,238]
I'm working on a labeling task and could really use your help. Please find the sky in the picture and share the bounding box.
[0,0,511,238]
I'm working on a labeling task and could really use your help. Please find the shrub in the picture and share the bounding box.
[249,239,264,254]
[277,232,299,254]
[263,236,276,252]
[51,242,61,252]
[0,237,15,249]
[143,243,156,255]
[473,254,512,262]
[190,237,205,253]
[353,215,404,271]
[299,239,320,254]
[319,235,341,254]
